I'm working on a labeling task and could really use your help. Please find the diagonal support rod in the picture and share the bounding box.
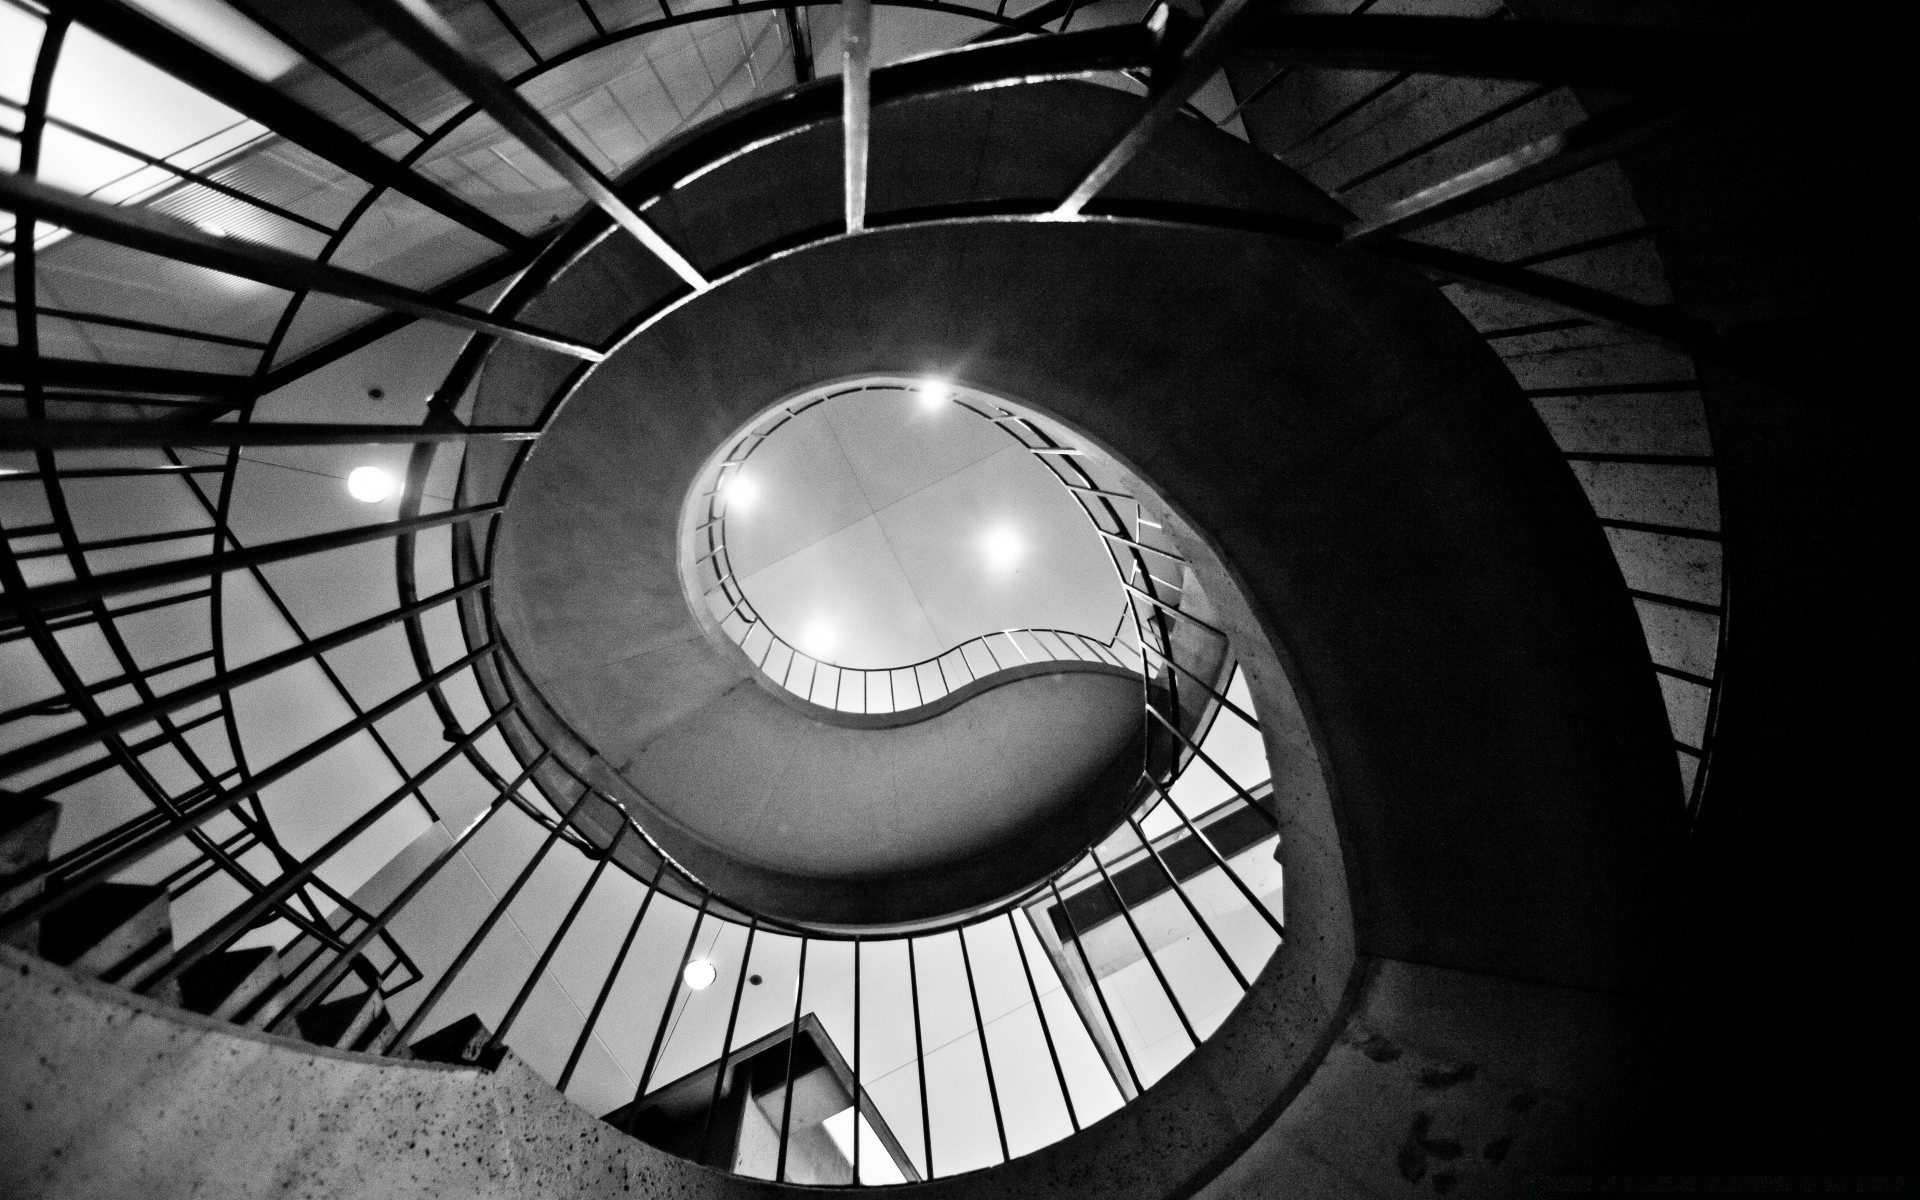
[0,172,602,360]
[0,420,542,451]
[1054,0,1259,219]
[350,0,707,290]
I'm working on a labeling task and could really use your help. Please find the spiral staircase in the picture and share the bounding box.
[1,0,1908,1196]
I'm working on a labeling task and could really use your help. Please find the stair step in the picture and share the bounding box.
[297,986,384,1051]
[0,799,59,951]
[353,1010,398,1056]
[179,945,282,1023]
[39,882,171,983]
[403,1012,505,1070]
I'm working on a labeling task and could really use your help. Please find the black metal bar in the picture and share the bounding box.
[0,464,223,482]
[852,936,862,1184]
[379,785,597,1046]
[139,707,510,993]
[0,581,479,777]
[1119,578,1229,640]
[12,523,212,562]
[909,936,933,1179]
[350,0,706,290]
[782,6,811,83]
[1090,845,1200,1049]
[274,750,553,1038]
[1597,517,1724,542]
[1237,13,1740,90]
[1143,775,1285,940]
[219,0,431,139]
[556,853,666,1092]
[631,891,712,1115]
[0,502,502,623]
[774,935,809,1182]
[489,821,631,1050]
[1008,909,1078,1132]
[699,916,758,1165]
[1138,644,1257,730]
[1344,94,1695,244]
[0,172,601,360]
[1126,812,1249,990]
[1049,877,1141,1097]
[0,298,271,350]
[1144,703,1280,833]
[958,926,1010,1163]
[0,420,541,451]
[1054,0,1258,218]
[0,346,252,396]
[1628,587,1722,617]
[43,0,530,249]
[0,643,494,940]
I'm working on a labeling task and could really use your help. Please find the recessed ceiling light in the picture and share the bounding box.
[683,959,717,990]
[724,473,758,511]
[346,465,398,503]
[917,379,948,411]
[799,619,836,658]
[982,524,1024,572]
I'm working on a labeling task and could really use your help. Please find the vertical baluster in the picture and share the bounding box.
[1125,813,1250,991]
[958,926,1010,1162]
[556,854,667,1092]
[853,937,863,1184]
[775,937,810,1182]
[384,787,595,1048]
[629,890,713,1130]
[265,748,548,1039]
[487,821,631,1052]
[699,917,760,1165]
[908,937,933,1178]
[1049,877,1143,1096]
[1089,846,1200,1048]
[1144,777,1286,939]
[1008,910,1079,1132]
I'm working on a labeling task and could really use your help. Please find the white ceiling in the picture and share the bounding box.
[724,390,1124,670]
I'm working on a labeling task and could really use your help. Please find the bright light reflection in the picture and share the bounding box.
[195,221,226,238]
[723,473,758,511]
[799,619,836,658]
[916,379,947,411]
[683,959,717,990]
[345,465,398,503]
[982,523,1024,572]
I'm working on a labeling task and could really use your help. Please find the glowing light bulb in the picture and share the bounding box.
[917,379,948,411]
[799,619,836,658]
[724,474,758,511]
[683,959,717,990]
[345,465,398,503]
[982,524,1024,572]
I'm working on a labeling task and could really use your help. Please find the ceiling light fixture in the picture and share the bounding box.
[345,466,398,503]
[724,473,758,511]
[982,523,1024,572]
[917,379,948,411]
[683,959,717,990]
[799,619,836,659]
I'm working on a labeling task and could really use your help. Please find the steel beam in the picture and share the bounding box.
[0,502,504,623]
[0,419,541,451]
[0,346,249,397]
[0,172,602,361]
[350,0,707,290]
[44,0,528,250]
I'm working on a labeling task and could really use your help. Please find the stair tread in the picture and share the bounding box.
[180,945,282,1022]
[39,883,171,978]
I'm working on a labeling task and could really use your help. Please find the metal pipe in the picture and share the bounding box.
[909,936,933,1178]
[1143,776,1284,940]
[1089,845,1200,1049]
[556,854,668,1092]
[775,936,810,1182]
[488,821,632,1051]
[1049,877,1142,1097]
[842,0,873,233]
[1008,910,1079,1132]
[270,751,554,1040]
[379,786,597,1046]
[631,891,713,1119]
[1125,813,1250,991]
[699,917,759,1165]
[959,926,1010,1162]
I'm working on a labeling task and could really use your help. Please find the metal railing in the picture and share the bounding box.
[0,0,1751,1184]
